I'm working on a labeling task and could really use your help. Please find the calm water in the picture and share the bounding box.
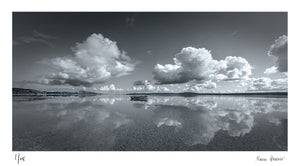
[13,95,287,151]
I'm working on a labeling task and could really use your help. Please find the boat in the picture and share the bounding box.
[130,95,148,102]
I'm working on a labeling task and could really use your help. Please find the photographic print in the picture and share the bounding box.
[13,12,287,151]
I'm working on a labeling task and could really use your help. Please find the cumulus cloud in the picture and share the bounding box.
[184,80,217,92]
[264,66,278,75]
[133,85,170,92]
[153,47,252,84]
[99,84,123,91]
[132,80,170,92]
[133,80,150,86]
[248,77,273,91]
[43,33,136,87]
[100,84,116,91]
[271,78,288,89]
[248,77,287,91]
[268,35,287,72]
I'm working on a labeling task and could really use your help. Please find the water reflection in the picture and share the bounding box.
[151,104,254,145]
[13,95,287,151]
[14,97,132,150]
[133,96,287,149]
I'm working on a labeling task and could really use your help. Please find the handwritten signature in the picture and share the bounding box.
[256,155,285,162]
[14,153,25,164]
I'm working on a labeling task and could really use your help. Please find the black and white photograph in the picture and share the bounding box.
[3,0,300,165]
[0,0,300,163]
[12,12,288,151]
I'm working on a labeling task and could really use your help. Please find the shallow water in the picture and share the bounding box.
[13,95,287,151]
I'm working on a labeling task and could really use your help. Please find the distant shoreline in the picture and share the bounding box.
[12,87,287,98]
[126,92,288,98]
[12,88,100,97]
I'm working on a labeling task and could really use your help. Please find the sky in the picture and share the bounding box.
[13,12,288,93]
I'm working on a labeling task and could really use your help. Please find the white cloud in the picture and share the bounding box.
[132,80,170,92]
[184,80,217,92]
[133,80,151,86]
[248,77,287,91]
[144,84,156,91]
[237,79,249,87]
[264,66,278,75]
[43,33,136,87]
[134,85,170,92]
[271,78,288,89]
[99,84,123,91]
[248,77,273,91]
[268,35,287,72]
[153,47,252,84]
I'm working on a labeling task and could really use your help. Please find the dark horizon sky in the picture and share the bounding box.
[13,12,287,92]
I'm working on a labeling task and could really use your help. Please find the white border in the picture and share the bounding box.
[1,0,299,166]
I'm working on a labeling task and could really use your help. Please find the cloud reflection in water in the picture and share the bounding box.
[13,95,287,150]
[133,96,287,146]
